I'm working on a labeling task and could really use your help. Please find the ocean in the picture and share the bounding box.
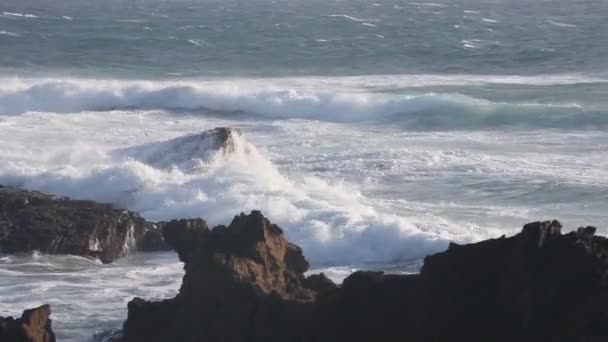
[1,0,607,340]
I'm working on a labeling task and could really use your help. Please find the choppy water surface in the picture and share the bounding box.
[1,0,607,340]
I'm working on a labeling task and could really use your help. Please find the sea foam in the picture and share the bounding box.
[0,77,604,129]
[0,127,448,266]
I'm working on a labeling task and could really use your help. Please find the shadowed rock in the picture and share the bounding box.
[0,305,55,342]
[0,186,168,263]
[123,211,316,342]
[121,215,608,342]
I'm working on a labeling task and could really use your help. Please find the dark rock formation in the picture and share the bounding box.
[0,305,55,342]
[0,186,168,263]
[123,211,315,342]
[121,214,608,342]
[414,220,608,342]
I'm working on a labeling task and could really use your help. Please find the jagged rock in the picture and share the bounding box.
[0,187,168,263]
[136,224,170,252]
[0,305,55,342]
[123,211,315,342]
[303,273,338,293]
[411,219,608,341]
[121,215,608,342]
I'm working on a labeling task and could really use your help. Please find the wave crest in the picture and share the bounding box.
[0,77,605,129]
[0,128,449,265]
[117,127,256,172]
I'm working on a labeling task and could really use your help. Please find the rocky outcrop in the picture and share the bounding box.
[0,186,168,263]
[413,220,608,342]
[123,211,315,342]
[0,128,250,262]
[0,305,55,342]
[313,220,608,342]
[121,214,608,342]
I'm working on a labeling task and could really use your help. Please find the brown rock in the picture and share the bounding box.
[123,211,317,342]
[0,305,55,342]
[121,216,608,342]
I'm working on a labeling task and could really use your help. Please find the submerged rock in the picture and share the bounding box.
[121,214,608,342]
[0,305,55,342]
[0,186,168,263]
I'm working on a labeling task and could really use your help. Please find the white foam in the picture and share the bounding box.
[0,251,183,342]
[2,11,38,18]
[482,18,499,23]
[1,106,607,267]
[546,19,577,28]
[187,39,215,47]
[0,77,603,129]
[408,2,446,8]
[0,30,20,37]
[116,128,257,172]
[0,123,450,265]
[327,14,377,23]
[461,40,477,49]
[187,39,201,46]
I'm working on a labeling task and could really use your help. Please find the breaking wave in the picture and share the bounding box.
[0,128,449,266]
[0,77,606,129]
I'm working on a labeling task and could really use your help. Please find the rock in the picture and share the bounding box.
[121,216,608,342]
[136,224,170,252]
[0,305,56,342]
[123,211,316,342]
[303,273,338,293]
[415,219,608,342]
[0,187,168,263]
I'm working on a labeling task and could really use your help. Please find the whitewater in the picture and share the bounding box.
[1,0,608,340]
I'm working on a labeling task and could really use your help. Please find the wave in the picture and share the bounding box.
[116,127,256,172]
[0,128,449,265]
[408,2,447,8]
[482,18,499,24]
[2,11,38,18]
[326,14,377,23]
[0,250,183,342]
[0,77,606,129]
[546,19,577,28]
[0,30,20,37]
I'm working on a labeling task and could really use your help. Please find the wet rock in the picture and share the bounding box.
[0,305,55,342]
[0,187,168,263]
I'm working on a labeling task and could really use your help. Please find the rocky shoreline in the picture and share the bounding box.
[0,185,170,263]
[1,187,608,341]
